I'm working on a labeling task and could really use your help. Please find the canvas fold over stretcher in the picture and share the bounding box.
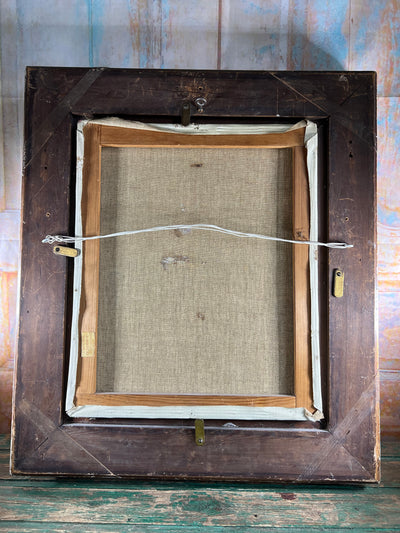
[62,118,324,421]
[12,69,378,482]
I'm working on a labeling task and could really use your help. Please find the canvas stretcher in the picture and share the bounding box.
[66,119,320,420]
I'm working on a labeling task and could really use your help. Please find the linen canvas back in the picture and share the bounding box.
[96,146,294,396]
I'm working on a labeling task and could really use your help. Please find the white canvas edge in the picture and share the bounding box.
[81,116,308,135]
[67,404,321,421]
[305,121,323,413]
[66,119,322,421]
[65,123,85,413]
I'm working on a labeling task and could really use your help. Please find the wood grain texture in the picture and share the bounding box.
[90,0,220,69]
[0,483,400,528]
[99,125,305,147]
[0,271,17,433]
[220,0,291,70]
[381,371,400,439]
[2,434,399,530]
[12,68,82,467]
[12,68,378,481]
[377,98,400,240]
[220,0,350,71]
[0,1,23,212]
[70,69,333,119]
[379,292,400,371]
[0,0,398,445]
[76,123,308,410]
[0,0,20,436]
[349,0,400,97]
[76,124,102,396]
[287,0,350,70]
[321,70,378,474]
[292,146,312,411]
[0,366,13,434]
[0,0,90,211]
[75,393,296,408]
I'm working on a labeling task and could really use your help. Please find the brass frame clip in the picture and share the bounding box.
[53,245,79,258]
[195,419,205,446]
[333,269,344,297]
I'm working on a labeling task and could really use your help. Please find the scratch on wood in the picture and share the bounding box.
[297,380,377,481]
[24,69,103,169]
[18,398,116,476]
[269,72,327,114]
[62,429,116,477]
[34,436,49,453]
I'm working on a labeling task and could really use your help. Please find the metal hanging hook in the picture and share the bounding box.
[194,97,207,113]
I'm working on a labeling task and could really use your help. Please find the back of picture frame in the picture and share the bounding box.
[12,68,378,482]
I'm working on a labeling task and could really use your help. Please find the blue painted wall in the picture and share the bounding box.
[0,0,399,435]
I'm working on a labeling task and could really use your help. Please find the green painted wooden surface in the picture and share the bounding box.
[0,435,399,531]
[0,522,397,533]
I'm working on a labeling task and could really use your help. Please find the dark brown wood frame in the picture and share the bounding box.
[75,123,312,411]
[12,68,378,482]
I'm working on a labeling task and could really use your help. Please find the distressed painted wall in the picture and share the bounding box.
[0,0,399,436]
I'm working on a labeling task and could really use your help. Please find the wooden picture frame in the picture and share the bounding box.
[12,68,378,482]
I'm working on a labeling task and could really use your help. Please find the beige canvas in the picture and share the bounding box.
[96,146,294,395]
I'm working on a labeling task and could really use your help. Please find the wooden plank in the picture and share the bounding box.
[349,1,400,97]
[378,243,400,293]
[0,272,17,377]
[381,459,400,488]
[378,292,400,371]
[76,124,102,397]
[0,436,10,479]
[0,0,91,212]
[90,0,219,69]
[0,1,23,212]
[382,439,400,458]
[220,0,290,69]
[292,146,312,411]
[100,125,305,148]
[1,525,398,533]
[12,72,78,467]
[377,92,400,439]
[0,485,399,528]
[71,69,330,118]
[0,368,13,434]
[160,1,219,69]
[59,423,367,481]
[0,210,20,240]
[13,0,90,74]
[381,370,400,439]
[287,0,350,70]
[2,432,400,487]
[0,434,10,448]
[377,98,400,247]
[6,431,400,485]
[0,54,5,211]
[220,0,350,71]
[377,97,400,439]
[381,439,400,488]
[75,393,296,408]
